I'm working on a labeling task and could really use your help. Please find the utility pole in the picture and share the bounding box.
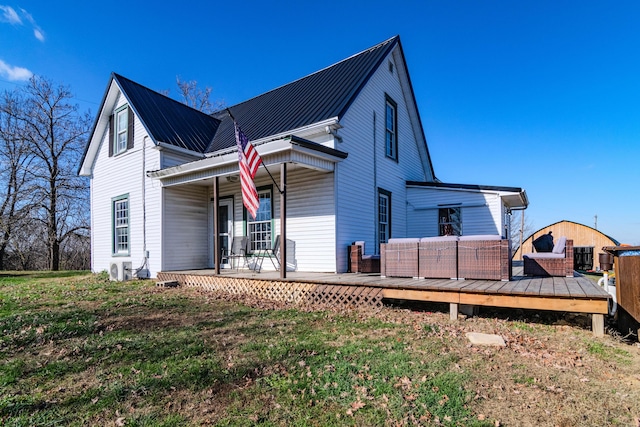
[520,210,524,260]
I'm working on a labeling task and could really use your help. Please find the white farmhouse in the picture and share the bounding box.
[79,36,527,279]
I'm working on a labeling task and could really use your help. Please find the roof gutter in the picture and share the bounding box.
[155,141,206,159]
[203,117,340,158]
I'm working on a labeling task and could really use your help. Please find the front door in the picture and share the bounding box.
[212,198,233,268]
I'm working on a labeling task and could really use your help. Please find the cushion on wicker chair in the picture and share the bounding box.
[459,234,502,241]
[523,252,564,259]
[552,236,567,254]
[387,238,420,244]
[420,236,459,242]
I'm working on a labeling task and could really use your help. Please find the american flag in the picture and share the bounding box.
[234,121,262,219]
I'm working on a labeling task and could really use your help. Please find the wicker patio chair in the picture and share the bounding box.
[380,238,420,278]
[418,236,459,279]
[457,235,511,281]
[348,241,380,273]
[523,237,574,277]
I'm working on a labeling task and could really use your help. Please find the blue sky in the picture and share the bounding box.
[1,1,638,244]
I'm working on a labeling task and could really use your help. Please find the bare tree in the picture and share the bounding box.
[175,76,225,114]
[7,76,91,270]
[0,91,36,269]
[510,210,535,259]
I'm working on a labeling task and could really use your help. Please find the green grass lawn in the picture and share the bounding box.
[0,272,486,426]
[1,271,639,426]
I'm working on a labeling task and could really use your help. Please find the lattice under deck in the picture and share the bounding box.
[156,272,384,311]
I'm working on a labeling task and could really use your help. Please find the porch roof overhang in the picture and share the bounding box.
[147,135,348,187]
[406,181,529,210]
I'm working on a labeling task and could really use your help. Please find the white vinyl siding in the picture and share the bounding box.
[406,187,503,238]
[90,92,164,277]
[334,47,431,271]
[162,186,209,271]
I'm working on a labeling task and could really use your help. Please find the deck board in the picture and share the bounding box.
[566,279,587,297]
[160,268,609,316]
[539,277,555,297]
[552,277,572,297]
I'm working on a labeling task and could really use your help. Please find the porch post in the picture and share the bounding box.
[213,176,220,275]
[280,163,287,279]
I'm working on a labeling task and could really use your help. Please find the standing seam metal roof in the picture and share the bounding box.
[113,73,221,153]
[207,36,400,153]
[89,36,400,159]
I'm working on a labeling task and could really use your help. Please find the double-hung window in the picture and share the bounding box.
[378,189,391,246]
[385,95,398,160]
[114,106,129,155]
[113,195,130,255]
[247,187,273,252]
[438,207,461,236]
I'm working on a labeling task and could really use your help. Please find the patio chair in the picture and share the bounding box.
[457,235,511,281]
[348,241,380,273]
[253,235,280,273]
[523,237,574,277]
[223,236,249,272]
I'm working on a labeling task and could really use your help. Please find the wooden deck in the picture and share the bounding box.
[157,265,610,336]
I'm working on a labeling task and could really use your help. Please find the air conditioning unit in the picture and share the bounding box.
[109,261,133,281]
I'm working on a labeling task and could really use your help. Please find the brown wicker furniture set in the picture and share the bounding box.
[522,237,574,277]
[380,235,512,281]
[354,235,573,280]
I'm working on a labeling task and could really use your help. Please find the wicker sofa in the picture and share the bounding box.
[523,237,574,277]
[381,235,511,281]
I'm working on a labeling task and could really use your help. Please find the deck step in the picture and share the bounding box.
[156,280,179,288]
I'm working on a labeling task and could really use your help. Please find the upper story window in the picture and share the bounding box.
[115,107,128,154]
[385,95,398,160]
[109,105,133,156]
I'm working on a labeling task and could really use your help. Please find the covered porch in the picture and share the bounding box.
[157,264,610,337]
[148,135,348,278]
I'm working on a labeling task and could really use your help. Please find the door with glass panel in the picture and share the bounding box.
[213,198,233,269]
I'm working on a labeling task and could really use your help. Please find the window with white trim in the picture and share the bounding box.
[385,95,398,160]
[113,195,130,254]
[248,187,272,252]
[114,106,129,155]
[438,207,461,236]
[378,189,391,246]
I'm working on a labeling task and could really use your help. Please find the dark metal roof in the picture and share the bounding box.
[206,36,400,153]
[406,180,525,194]
[114,73,220,153]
